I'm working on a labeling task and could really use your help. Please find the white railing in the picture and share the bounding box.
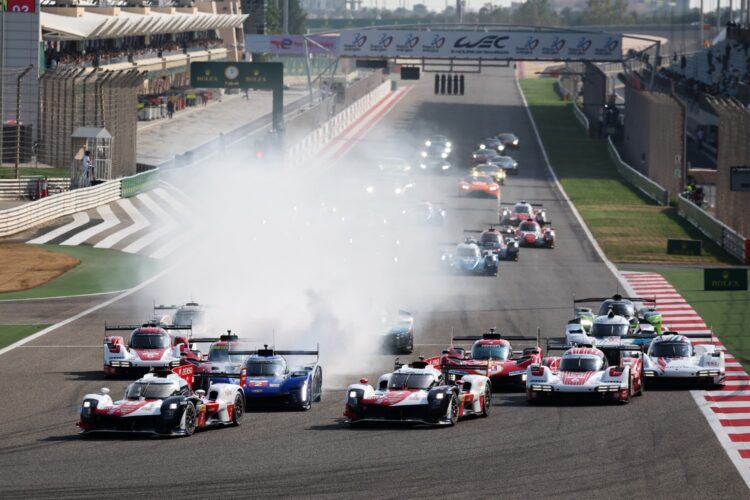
[572,100,589,130]
[607,137,670,206]
[0,180,120,238]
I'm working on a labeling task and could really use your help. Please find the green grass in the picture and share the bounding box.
[631,267,750,370]
[0,167,69,179]
[519,78,734,265]
[0,245,161,300]
[0,324,51,349]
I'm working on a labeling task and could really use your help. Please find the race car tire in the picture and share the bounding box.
[183,403,197,436]
[445,394,459,426]
[481,385,492,417]
[232,392,244,426]
[636,376,645,396]
[618,382,632,405]
[313,367,323,403]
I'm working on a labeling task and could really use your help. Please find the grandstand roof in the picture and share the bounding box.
[41,10,248,41]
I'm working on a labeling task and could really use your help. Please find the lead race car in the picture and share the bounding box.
[426,329,542,390]
[526,342,644,404]
[77,365,244,437]
[203,345,322,411]
[441,237,499,276]
[344,358,491,426]
[642,333,725,387]
[103,321,199,377]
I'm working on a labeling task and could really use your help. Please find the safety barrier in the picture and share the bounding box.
[607,137,670,206]
[0,179,121,238]
[284,80,392,167]
[0,177,70,200]
[677,193,749,263]
[572,100,589,131]
[121,169,159,198]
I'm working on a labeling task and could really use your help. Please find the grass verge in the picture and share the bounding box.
[0,245,161,300]
[0,324,50,349]
[519,78,734,265]
[629,267,750,370]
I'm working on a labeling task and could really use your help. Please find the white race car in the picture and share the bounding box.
[103,322,197,377]
[154,301,209,335]
[643,334,725,387]
[526,345,644,404]
[344,359,491,426]
[78,365,244,436]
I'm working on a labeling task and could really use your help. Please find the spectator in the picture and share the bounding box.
[167,98,174,119]
[80,150,93,187]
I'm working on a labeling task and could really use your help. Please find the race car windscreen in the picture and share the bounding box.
[515,205,530,214]
[126,381,180,400]
[244,361,286,377]
[471,344,510,360]
[519,222,537,232]
[457,247,479,257]
[130,333,171,349]
[589,323,629,337]
[209,347,247,363]
[480,233,501,245]
[650,342,691,358]
[560,356,603,372]
[598,301,635,317]
[388,373,435,390]
[174,309,204,326]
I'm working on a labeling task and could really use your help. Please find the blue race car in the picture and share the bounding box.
[208,345,322,411]
[441,238,499,276]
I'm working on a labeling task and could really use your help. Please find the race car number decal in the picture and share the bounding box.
[248,380,269,387]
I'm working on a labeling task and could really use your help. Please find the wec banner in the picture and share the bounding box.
[245,34,339,55]
[338,29,623,62]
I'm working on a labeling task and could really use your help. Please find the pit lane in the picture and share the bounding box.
[0,67,745,498]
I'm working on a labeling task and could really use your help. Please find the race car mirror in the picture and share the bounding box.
[195,390,206,398]
[100,388,110,395]
[360,378,369,384]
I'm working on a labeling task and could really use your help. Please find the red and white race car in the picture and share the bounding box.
[426,329,542,390]
[526,344,644,404]
[499,200,547,226]
[344,358,491,426]
[77,365,245,437]
[103,322,200,377]
[515,220,555,248]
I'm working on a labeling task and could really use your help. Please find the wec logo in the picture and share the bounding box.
[351,33,367,47]
[575,37,593,52]
[524,36,539,50]
[270,38,294,50]
[454,35,510,50]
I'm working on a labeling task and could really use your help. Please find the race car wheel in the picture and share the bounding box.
[299,385,313,411]
[183,403,197,436]
[481,386,492,417]
[232,392,244,426]
[445,395,459,426]
[313,367,323,403]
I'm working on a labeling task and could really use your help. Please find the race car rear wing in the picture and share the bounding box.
[452,327,540,347]
[227,344,320,361]
[104,322,193,332]
[499,202,543,207]
[573,294,656,306]
[546,340,645,352]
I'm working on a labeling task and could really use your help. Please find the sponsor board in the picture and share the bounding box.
[245,34,339,55]
[667,238,702,256]
[704,268,748,291]
[338,30,622,61]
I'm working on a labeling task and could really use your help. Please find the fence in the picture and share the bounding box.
[607,137,670,206]
[572,100,589,131]
[0,177,69,200]
[677,193,749,263]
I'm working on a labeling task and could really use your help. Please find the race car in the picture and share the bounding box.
[424,134,452,153]
[470,163,507,185]
[426,329,542,390]
[466,227,519,261]
[515,220,555,248]
[103,322,198,377]
[420,143,451,160]
[488,155,519,175]
[365,171,416,197]
[495,132,520,149]
[642,333,725,387]
[400,201,446,225]
[441,238,499,276]
[344,358,491,426]
[418,157,452,173]
[458,175,500,198]
[500,200,547,226]
[77,365,244,437]
[477,137,506,153]
[472,148,500,164]
[184,332,257,383]
[572,294,662,334]
[381,310,415,354]
[526,343,644,404]
[154,301,208,335]
[563,309,658,355]
[207,345,322,411]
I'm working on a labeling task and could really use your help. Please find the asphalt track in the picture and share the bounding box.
[0,68,747,499]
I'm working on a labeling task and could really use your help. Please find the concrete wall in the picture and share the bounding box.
[622,85,685,198]
[707,97,750,237]
[582,62,607,128]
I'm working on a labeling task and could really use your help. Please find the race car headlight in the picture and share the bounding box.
[531,385,552,392]
[421,151,427,157]
[83,401,91,408]
[348,390,357,398]
[169,403,178,410]
[513,139,519,145]
[300,381,308,401]
[394,188,403,195]
[461,184,470,190]
[479,144,486,150]
[425,140,431,146]
[169,361,180,367]
[420,163,427,169]
[366,186,374,194]
[442,164,450,170]
[445,141,451,148]
[435,392,445,400]
[644,370,656,377]
[489,186,497,191]
[698,370,720,377]
[441,152,448,159]
[597,385,620,392]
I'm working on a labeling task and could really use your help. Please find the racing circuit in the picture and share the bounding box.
[0,67,748,498]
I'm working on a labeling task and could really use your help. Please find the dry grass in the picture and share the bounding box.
[0,243,80,293]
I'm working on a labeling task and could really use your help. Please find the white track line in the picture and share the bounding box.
[28,212,90,245]
[60,205,120,246]
[151,186,194,219]
[121,193,177,254]
[94,198,150,249]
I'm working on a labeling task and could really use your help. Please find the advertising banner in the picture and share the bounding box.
[338,29,623,62]
[5,0,36,12]
[245,34,339,55]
